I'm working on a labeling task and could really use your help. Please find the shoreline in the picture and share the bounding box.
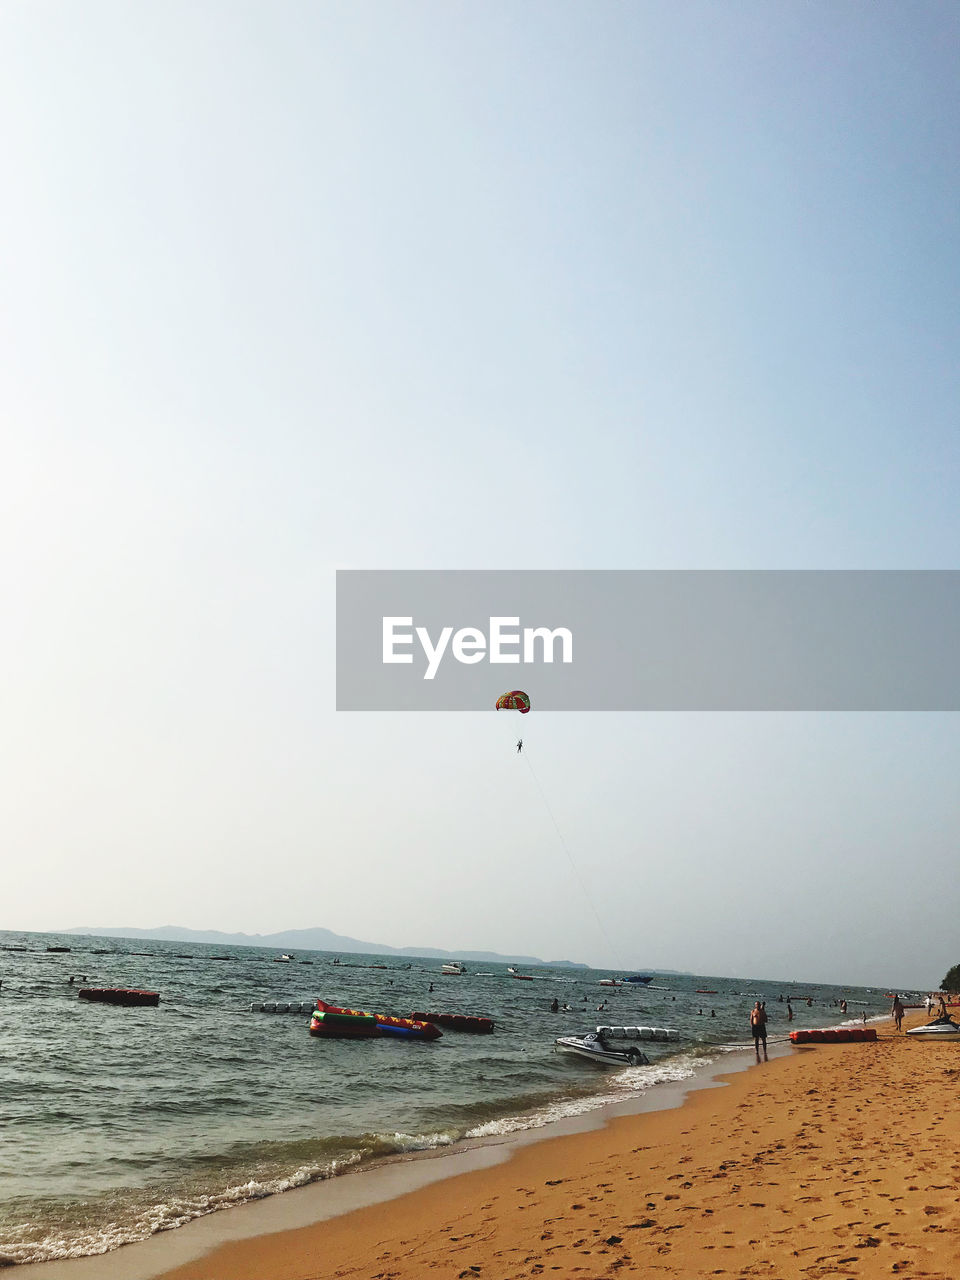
[15,1012,949,1280]
[152,1010,959,1280]
[14,1037,780,1280]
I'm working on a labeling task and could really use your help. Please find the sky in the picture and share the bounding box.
[1,3,957,990]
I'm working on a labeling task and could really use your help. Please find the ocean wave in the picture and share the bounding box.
[0,1057,706,1263]
[0,1153,365,1264]
[466,1051,705,1138]
[374,1131,456,1153]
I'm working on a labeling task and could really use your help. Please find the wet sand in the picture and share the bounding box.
[149,1014,960,1280]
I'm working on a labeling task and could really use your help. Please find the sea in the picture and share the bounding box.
[0,929,899,1265]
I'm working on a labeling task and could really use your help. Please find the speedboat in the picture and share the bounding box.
[555,1032,649,1067]
[906,1017,960,1039]
[441,962,465,975]
[625,975,653,985]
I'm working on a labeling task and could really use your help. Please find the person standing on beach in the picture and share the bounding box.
[750,1001,768,1062]
[892,994,904,1031]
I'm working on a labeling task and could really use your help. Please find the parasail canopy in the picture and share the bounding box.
[495,690,531,714]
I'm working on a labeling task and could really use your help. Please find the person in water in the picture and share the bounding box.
[750,1000,768,1062]
[550,997,559,1013]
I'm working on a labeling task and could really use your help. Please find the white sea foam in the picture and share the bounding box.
[0,1154,365,1264]
[466,1052,706,1139]
[379,1131,456,1152]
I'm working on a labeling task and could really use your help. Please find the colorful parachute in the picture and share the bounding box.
[495,690,531,714]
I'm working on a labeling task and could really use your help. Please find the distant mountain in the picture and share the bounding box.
[61,924,590,969]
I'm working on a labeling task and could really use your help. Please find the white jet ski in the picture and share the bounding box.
[555,1031,650,1067]
[906,1017,960,1038]
[555,1024,679,1067]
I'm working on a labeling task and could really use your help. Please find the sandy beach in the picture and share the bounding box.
[144,1015,959,1280]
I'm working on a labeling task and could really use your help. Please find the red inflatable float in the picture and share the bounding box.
[78,988,160,1007]
[311,1000,441,1041]
[790,1027,876,1045]
[409,1011,495,1034]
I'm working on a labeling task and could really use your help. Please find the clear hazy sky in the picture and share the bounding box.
[2,4,957,989]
